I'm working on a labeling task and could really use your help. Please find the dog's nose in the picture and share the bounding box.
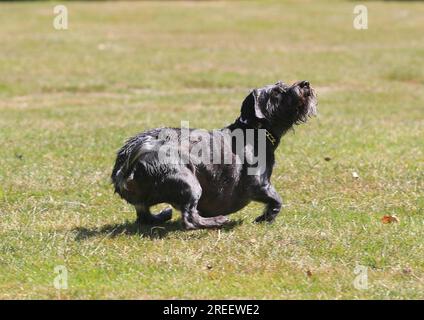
[299,81,310,88]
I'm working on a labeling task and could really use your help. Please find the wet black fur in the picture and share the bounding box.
[111,81,317,229]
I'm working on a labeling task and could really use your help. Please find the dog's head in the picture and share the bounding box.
[240,80,317,134]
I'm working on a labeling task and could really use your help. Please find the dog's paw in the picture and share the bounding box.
[137,208,173,226]
[254,214,276,223]
[214,215,230,226]
[158,207,173,222]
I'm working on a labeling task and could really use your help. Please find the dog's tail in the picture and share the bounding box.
[111,133,160,194]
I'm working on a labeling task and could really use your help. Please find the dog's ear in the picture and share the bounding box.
[240,91,265,122]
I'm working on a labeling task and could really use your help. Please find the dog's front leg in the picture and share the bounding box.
[253,184,282,223]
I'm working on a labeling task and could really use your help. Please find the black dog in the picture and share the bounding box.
[111,81,317,229]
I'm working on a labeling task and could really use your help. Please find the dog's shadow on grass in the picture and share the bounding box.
[73,219,243,241]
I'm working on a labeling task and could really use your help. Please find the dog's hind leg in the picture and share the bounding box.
[174,177,229,230]
[135,204,173,225]
[182,204,229,230]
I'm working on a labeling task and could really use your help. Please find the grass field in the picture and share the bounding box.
[0,0,423,299]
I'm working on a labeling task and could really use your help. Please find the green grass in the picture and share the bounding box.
[0,0,423,299]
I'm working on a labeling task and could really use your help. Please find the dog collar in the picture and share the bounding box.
[238,117,277,146]
[264,130,277,146]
